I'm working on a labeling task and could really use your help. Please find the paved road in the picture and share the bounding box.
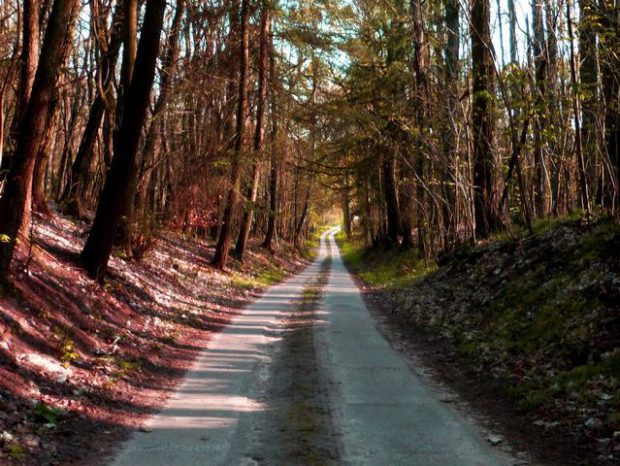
[110,229,516,466]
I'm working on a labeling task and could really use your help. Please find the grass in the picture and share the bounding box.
[301,226,335,262]
[230,226,335,292]
[231,266,288,290]
[491,209,591,243]
[334,230,436,289]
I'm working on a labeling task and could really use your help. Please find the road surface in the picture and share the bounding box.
[110,229,517,465]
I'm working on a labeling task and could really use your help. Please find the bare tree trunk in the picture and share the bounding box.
[129,0,186,253]
[115,0,141,246]
[545,0,562,216]
[532,0,549,217]
[600,0,619,210]
[16,0,39,122]
[294,189,311,247]
[235,3,271,261]
[81,0,167,281]
[262,32,279,253]
[566,0,592,217]
[508,0,518,63]
[471,0,502,238]
[342,176,352,239]
[443,0,459,245]
[213,0,249,269]
[383,153,400,246]
[32,101,60,215]
[120,0,138,99]
[0,0,79,279]
[1,0,39,181]
[579,0,602,205]
[63,2,123,217]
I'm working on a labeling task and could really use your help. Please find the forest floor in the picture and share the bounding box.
[0,209,308,465]
[338,219,620,466]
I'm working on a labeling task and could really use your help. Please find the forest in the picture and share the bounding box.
[0,0,619,464]
[0,0,618,273]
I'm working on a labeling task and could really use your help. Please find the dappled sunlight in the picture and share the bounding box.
[111,235,332,464]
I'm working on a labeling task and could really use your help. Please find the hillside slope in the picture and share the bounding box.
[0,211,306,465]
[340,220,620,465]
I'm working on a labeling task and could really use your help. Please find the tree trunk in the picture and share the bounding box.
[471,0,502,238]
[32,101,60,215]
[579,0,602,206]
[294,189,311,247]
[129,0,186,251]
[81,0,167,281]
[235,3,271,261]
[0,0,79,279]
[382,153,400,246]
[508,0,518,63]
[212,0,249,269]
[566,0,592,217]
[262,33,279,253]
[121,0,138,99]
[342,178,352,239]
[600,0,620,210]
[16,0,39,123]
[443,0,460,245]
[115,0,142,247]
[0,0,39,181]
[532,0,549,217]
[63,2,123,217]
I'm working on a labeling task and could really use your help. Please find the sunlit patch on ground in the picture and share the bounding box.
[0,209,306,465]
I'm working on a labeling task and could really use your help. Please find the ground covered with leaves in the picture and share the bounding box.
[340,220,620,465]
[0,210,307,465]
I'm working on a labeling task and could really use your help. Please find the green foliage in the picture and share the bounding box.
[7,442,26,460]
[52,325,80,367]
[231,266,288,291]
[60,338,79,367]
[111,357,143,380]
[30,402,62,425]
[301,226,333,261]
[335,230,436,288]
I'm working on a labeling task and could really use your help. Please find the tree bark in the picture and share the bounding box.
[566,0,592,217]
[63,1,124,217]
[81,0,167,281]
[442,0,460,245]
[128,0,186,252]
[383,153,400,246]
[0,0,39,181]
[262,30,279,252]
[235,3,271,261]
[532,0,549,217]
[0,0,79,279]
[212,0,249,269]
[579,0,602,205]
[471,0,502,238]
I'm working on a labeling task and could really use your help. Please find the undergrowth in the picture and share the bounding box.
[335,230,436,288]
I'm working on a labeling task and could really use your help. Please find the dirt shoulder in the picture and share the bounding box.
[0,211,307,465]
